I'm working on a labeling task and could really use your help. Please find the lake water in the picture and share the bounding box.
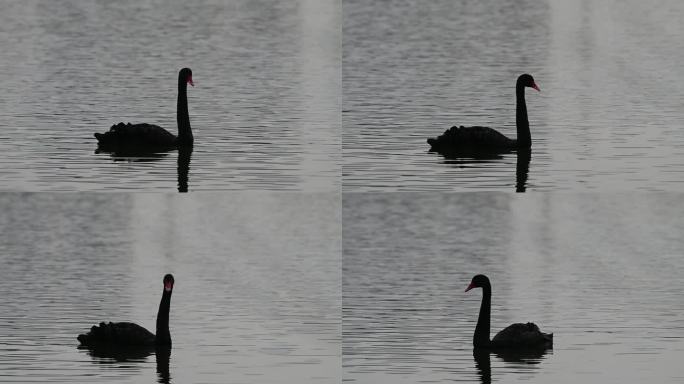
[0,0,340,191]
[0,193,340,383]
[343,0,684,191]
[343,193,684,383]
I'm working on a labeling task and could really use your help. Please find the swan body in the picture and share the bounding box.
[95,68,194,151]
[428,74,539,153]
[466,274,552,350]
[429,126,516,151]
[95,123,178,150]
[78,274,175,347]
[78,321,156,346]
[490,322,552,348]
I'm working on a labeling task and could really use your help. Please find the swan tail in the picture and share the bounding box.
[94,123,130,144]
[77,322,107,345]
[94,131,114,144]
[543,332,553,348]
[427,126,460,151]
[77,333,88,344]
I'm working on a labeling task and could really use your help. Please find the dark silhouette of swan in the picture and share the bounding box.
[428,74,539,153]
[77,274,175,347]
[466,274,552,350]
[95,68,194,151]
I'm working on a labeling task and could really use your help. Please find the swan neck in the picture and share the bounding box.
[474,285,491,347]
[177,80,192,145]
[515,85,531,148]
[156,289,172,345]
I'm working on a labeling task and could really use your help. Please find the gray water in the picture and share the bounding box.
[0,0,340,191]
[343,0,684,191]
[343,193,684,383]
[0,193,340,383]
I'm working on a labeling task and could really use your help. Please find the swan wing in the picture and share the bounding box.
[428,125,515,151]
[77,321,155,346]
[491,322,552,348]
[95,123,177,148]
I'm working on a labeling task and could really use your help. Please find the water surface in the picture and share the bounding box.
[343,193,684,383]
[0,0,340,191]
[343,0,684,191]
[0,192,340,383]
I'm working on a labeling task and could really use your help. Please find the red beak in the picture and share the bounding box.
[164,282,173,292]
[188,75,194,87]
[532,82,540,92]
[465,282,475,292]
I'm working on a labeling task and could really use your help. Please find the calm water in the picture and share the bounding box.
[0,0,340,191]
[0,193,340,383]
[343,0,684,191]
[343,193,684,383]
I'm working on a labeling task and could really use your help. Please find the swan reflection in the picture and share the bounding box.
[78,344,171,384]
[92,146,193,193]
[436,148,531,192]
[473,348,551,384]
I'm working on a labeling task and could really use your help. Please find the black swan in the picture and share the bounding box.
[94,68,194,151]
[427,74,539,153]
[77,274,175,347]
[465,274,552,350]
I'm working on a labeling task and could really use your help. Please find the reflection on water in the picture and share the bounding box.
[473,349,550,384]
[438,149,531,192]
[343,193,684,383]
[177,147,192,193]
[0,193,340,384]
[79,345,171,384]
[0,0,340,191]
[155,346,171,384]
[93,146,193,192]
[515,150,531,193]
[473,350,492,384]
[95,151,170,161]
[343,0,684,191]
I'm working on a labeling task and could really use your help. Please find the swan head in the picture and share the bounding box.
[180,68,194,87]
[465,274,490,292]
[163,274,175,292]
[518,73,539,92]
